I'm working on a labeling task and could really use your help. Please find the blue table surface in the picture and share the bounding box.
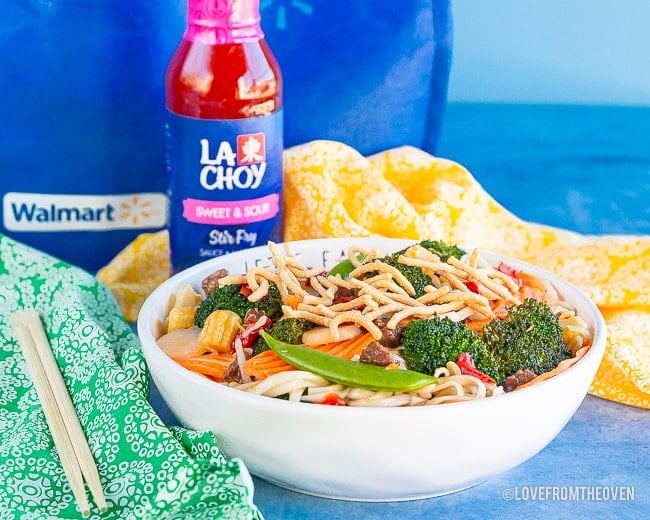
[150,103,650,520]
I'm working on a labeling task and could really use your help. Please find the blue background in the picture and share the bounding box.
[439,0,650,238]
[449,0,650,105]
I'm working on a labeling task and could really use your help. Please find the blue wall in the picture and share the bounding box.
[448,0,650,105]
[438,1,650,236]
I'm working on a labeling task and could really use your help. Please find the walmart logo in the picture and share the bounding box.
[261,0,313,30]
[3,192,167,232]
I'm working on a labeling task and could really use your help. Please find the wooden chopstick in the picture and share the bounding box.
[11,309,108,517]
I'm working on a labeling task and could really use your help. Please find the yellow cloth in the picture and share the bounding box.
[97,140,650,409]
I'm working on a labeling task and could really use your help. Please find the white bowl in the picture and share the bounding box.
[137,238,607,501]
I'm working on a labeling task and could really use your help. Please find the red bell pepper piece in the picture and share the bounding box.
[496,262,522,289]
[319,393,346,406]
[240,283,253,297]
[456,352,496,386]
[235,314,272,350]
[465,280,480,294]
[304,269,329,288]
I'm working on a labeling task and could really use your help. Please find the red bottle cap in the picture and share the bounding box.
[185,0,264,45]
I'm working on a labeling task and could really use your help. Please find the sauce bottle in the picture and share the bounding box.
[166,0,283,272]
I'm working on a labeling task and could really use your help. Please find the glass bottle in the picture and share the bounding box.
[166,0,283,272]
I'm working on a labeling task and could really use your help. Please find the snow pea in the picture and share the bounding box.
[327,253,366,280]
[260,331,437,392]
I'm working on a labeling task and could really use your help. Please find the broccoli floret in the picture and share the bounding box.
[379,254,432,298]
[250,282,283,320]
[482,298,571,384]
[399,317,498,379]
[194,284,249,326]
[194,283,283,327]
[418,240,466,262]
[253,318,315,356]
[379,240,466,297]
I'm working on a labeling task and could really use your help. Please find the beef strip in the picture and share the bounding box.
[359,341,395,367]
[222,348,253,383]
[374,314,404,349]
[201,268,229,295]
[503,369,537,392]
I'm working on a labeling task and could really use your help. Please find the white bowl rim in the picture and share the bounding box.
[137,237,607,416]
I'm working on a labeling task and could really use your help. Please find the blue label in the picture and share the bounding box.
[166,111,284,272]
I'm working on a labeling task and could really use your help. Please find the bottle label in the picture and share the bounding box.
[166,110,283,272]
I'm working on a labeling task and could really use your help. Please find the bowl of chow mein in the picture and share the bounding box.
[137,238,606,501]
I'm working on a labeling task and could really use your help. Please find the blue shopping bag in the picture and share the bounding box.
[0,0,451,271]
[0,1,182,271]
[263,0,453,155]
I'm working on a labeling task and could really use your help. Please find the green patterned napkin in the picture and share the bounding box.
[0,234,263,519]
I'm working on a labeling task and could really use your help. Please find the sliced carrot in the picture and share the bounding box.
[490,298,510,319]
[284,294,302,310]
[517,271,547,291]
[318,336,357,357]
[514,345,591,390]
[465,318,491,333]
[517,271,554,304]
[173,352,235,382]
[329,332,375,359]
[242,332,376,381]
[490,271,551,318]
[242,349,295,380]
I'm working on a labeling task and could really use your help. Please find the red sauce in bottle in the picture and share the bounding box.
[166,38,281,119]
